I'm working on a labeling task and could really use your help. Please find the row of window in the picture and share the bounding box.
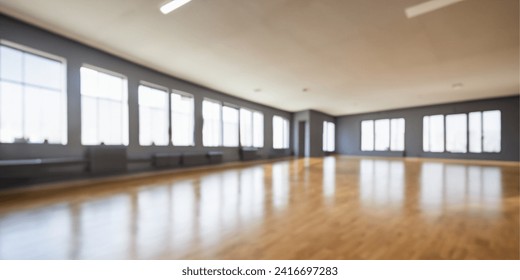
[361,118,405,152]
[0,40,293,149]
[423,110,501,153]
[359,111,501,153]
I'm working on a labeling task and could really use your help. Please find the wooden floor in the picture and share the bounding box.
[0,156,518,260]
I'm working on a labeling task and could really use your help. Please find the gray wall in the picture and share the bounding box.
[0,14,292,179]
[336,95,520,161]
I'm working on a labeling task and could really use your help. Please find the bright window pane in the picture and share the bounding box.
[469,112,482,153]
[273,115,289,149]
[483,110,501,152]
[390,118,405,151]
[253,112,264,148]
[0,46,22,82]
[446,114,467,153]
[223,106,239,147]
[361,120,374,151]
[424,115,445,152]
[0,43,67,144]
[240,108,253,147]
[429,115,444,152]
[202,100,221,147]
[171,92,194,146]
[273,116,282,149]
[80,67,98,97]
[24,52,62,90]
[97,72,124,101]
[138,85,169,146]
[81,96,98,145]
[327,122,335,152]
[0,81,23,142]
[98,99,125,145]
[374,119,390,151]
[26,88,45,143]
[283,118,289,149]
[423,116,430,152]
[323,121,328,151]
[80,66,128,145]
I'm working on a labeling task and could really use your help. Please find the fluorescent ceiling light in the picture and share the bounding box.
[405,0,465,18]
[160,0,192,14]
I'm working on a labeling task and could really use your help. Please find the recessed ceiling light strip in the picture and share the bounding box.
[405,0,465,18]
[160,0,192,14]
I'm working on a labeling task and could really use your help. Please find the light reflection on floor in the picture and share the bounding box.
[0,156,517,259]
[359,159,404,211]
[420,163,502,218]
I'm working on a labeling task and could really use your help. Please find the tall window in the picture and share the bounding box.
[171,92,194,146]
[81,66,128,145]
[253,112,264,148]
[138,84,168,146]
[423,110,501,153]
[446,114,467,153]
[469,112,482,153]
[374,119,390,151]
[223,105,239,147]
[202,99,221,147]
[423,115,444,152]
[273,115,289,149]
[361,118,405,151]
[390,118,405,151]
[240,108,264,148]
[322,121,335,152]
[482,110,501,152]
[240,109,253,147]
[0,41,67,144]
[361,120,374,151]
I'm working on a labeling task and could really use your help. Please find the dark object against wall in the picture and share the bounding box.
[87,146,127,174]
[336,95,520,161]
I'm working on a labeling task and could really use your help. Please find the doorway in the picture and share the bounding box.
[298,121,307,157]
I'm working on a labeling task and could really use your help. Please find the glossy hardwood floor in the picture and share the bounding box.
[0,156,518,260]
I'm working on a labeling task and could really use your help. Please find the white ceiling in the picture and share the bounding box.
[0,0,518,115]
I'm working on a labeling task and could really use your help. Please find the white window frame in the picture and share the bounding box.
[0,39,68,145]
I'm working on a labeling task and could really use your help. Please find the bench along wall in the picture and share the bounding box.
[336,95,519,161]
[0,14,293,187]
